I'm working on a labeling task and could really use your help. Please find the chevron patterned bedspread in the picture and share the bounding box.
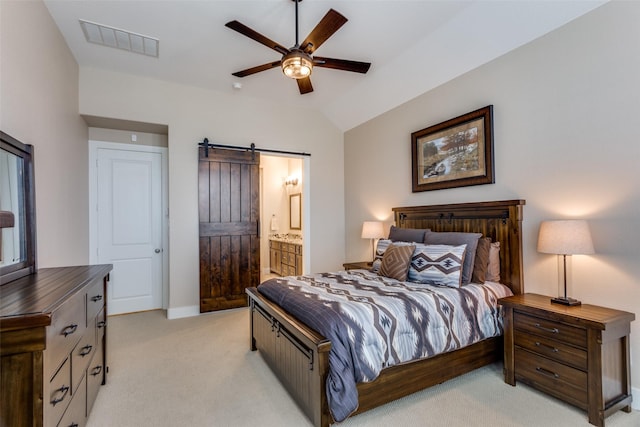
[257,269,513,422]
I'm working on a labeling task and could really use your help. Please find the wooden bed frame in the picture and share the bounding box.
[246,199,525,426]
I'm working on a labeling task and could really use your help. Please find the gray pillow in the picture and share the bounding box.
[388,225,429,243]
[423,231,482,285]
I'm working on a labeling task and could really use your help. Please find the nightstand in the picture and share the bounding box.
[342,261,372,271]
[499,293,635,427]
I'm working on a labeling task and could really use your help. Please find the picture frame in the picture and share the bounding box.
[289,193,301,230]
[411,105,494,192]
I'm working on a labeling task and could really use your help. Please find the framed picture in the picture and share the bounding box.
[411,105,494,192]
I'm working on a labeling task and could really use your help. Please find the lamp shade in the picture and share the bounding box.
[361,221,385,239]
[537,220,595,255]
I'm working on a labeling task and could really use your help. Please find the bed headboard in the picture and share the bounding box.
[392,199,525,295]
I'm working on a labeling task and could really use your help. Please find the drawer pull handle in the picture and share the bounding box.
[97,320,107,329]
[79,345,93,357]
[51,385,70,406]
[62,324,78,337]
[535,341,559,353]
[91,365,103,376]
[70,424,79,427]
[535,367,559,379]
[91,294,103,302]
[533,323,559,334]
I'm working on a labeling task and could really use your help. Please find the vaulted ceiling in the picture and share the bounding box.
[44,0,606,131]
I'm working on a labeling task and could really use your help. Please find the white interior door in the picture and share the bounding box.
[94,145,164,315]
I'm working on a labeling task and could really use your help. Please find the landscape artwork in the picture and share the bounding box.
[411,105,494,192]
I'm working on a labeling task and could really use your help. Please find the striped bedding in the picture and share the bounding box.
[257,269,513,422]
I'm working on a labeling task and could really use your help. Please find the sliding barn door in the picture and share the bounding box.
[199,147,260,312]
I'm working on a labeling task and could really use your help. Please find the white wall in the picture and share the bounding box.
[78,68,344,316]
[345,1,640,397]
[0,0,89,267]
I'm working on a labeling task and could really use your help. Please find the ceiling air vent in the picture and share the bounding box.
[80,19,158,58]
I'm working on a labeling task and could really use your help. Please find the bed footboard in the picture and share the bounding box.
[247,287,332,427]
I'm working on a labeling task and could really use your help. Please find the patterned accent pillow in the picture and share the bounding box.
[372,239,413,273]
[423,231,481,285]
[407,244,467,288]
[379,243,416,281]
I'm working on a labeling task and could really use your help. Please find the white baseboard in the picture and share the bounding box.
[633,386,639,410]
[166,305,200,319]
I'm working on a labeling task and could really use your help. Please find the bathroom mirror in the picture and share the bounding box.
[289,193,301,230]
[0,131,36,285]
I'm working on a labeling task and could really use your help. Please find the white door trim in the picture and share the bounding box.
[89,140,169,310]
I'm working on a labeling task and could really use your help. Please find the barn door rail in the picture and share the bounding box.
[198,138,311,159]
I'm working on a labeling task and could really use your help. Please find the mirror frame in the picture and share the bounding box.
[289,193,301,230]
[0,131,37,285]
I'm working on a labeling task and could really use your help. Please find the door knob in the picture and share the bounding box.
[155,248,162,253]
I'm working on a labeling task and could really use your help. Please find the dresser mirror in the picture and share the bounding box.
[0,131,36,285]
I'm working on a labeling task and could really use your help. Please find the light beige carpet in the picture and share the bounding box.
[87,309,639,427]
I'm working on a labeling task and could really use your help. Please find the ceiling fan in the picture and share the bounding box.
[225,0,371,95]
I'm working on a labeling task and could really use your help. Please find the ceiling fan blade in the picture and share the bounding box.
[296,77,313,94]
[300,9,348,54]
[225,20,289,55]
[232,61,282,78]
[313,57,371,74]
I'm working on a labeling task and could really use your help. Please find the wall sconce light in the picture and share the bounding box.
[361,221,385,263]
[537,219,595,306]
[285,176,299,186]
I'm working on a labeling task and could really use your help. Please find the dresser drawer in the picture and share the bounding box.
[514,329,587,370]
[47,292,87,377]
[71,328,96,394]
[514,311,586,348]
[86,338,105,416]
[86,279,105,326]
[515,347,587,409]
[58,374,86,427]
[46,357,72,426]
[96,307,106,342]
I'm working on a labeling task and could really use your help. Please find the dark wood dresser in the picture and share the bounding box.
[0,265,112,427]
[500,293,634,427]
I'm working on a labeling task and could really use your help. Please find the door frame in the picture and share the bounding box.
[88,140,169,310]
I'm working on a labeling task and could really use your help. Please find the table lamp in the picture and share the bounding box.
[361,221,384,263]
[537,219,594,306]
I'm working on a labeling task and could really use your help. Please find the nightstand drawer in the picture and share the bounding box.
[515,330,587,370]
[515,347,587,409]
[514,312,586,348]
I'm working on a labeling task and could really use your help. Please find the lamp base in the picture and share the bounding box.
[551,296,582,306]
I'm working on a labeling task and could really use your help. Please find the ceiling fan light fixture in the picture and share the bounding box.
[281,51,313,79]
